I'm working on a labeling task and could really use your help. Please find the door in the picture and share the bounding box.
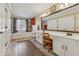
[0,4,11,55]
[0,4,7,55]
[5,6,11,46]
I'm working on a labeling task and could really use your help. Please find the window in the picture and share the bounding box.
[16,19,26,32]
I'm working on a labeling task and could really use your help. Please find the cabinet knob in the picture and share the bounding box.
[62,45,64,49]
[5,26,8,29]
[65,46,67,51]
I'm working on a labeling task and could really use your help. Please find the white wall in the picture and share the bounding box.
[36,16,41,30]
[32,16,43,44]
[32,16,42,32]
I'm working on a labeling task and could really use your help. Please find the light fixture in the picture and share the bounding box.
[41,13,48,17]
[60,3,65,9]
[63,3,69,7]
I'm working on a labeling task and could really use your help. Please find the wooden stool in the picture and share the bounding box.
[43,33,53,52]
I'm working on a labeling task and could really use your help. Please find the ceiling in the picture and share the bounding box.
[10,3,54,19]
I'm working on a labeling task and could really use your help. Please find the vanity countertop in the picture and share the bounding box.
[44,31,79,40]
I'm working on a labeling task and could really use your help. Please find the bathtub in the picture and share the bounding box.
[11,32,36,40]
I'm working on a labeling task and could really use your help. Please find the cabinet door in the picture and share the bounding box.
[47,19,57,30]
[0,34,3,55]
[0,4,6,31]
[53,41,65,56]
[0,33,6,56]
[53,36,65,56]
[76,14,79,31]
[66,39,78,56]
[36,31,43,45]
[5,6,11,45]
[38,32,43,45]
[36,32,39,42]
[0,4,6,56]
[67,46,78,56]
[58,16,74,31]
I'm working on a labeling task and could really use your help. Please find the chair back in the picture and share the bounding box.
[43,33,50,38]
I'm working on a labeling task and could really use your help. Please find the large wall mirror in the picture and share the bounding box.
[41,4,79,33]
[42,14,79,33]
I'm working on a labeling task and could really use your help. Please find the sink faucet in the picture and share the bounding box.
[66,32,72,36]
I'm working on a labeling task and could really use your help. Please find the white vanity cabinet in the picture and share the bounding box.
[76,14,79,31]
[53,36,67,56]
[36,31,43,45]
[52,35,79,56]
[58,15,74,31]
[53,40,65,55]
[66,39,78,56]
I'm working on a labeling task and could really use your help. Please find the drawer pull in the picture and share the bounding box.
[0,32,3,33]
[65,46,67,51]
[62,45,64,49]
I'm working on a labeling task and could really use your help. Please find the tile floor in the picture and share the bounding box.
[5,37,55,56]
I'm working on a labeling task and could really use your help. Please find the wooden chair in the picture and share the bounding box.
[43,33,52,52]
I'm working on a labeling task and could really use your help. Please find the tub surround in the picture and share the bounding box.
[11,32,36,40]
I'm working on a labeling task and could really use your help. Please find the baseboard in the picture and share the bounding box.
[11,37,30,40]
[3,39,12,56]
[35,40,43,46]
[53,52,59,56]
